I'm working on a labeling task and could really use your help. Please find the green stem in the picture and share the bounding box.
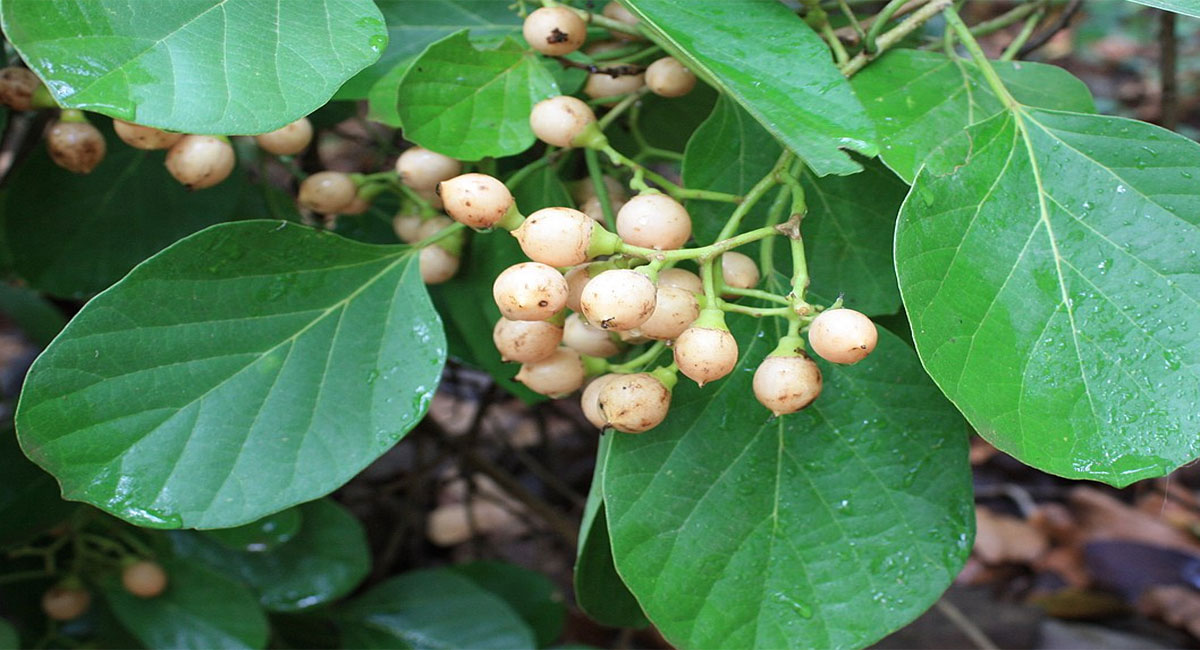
[597,87,647,131]
[760,185,792,281]
[790,237,810,304]
[840,0,953,76]
[999,4,1045,61]
[630,100,684,162]
[721,286,791,304]
[585,147,618,232]
[599,144,741,203]
[719,302,793,317]
[414,222,466,249]
[505,156,553,189]
[835,0,868,43]
[392,181,437,217]
[701,258,719,305]
[863,0,909,53]
[944,6,1018,107]
[608,341,667,373]
[0,570,54,585]
[619,223,780,262]
[716,150,794,242]
[967,1,1043,38]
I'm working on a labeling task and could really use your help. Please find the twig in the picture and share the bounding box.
[935,598,1001,650]
[1016,0,1082,59]
[1160,11,1179,130]
[840,0,953,77]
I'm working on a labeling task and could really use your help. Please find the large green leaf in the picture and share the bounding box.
[604,323,974,649]
[16,221,445,528]
[0,425,75,547]
[395,32,559,160]
[3,123,248,299]
[1124,0,1200,17]
[0,619,15,650]
[450,561,566,648]
[338,567,536,649]
[851,50,1095,183]
[623,0,877,176]
[169,499,369,611]
[897,106,1200,486]
[1,0,386,134]
[102,558,269,650]
[0,284,66,346]
[201,508,302,552]
[352,0,521,106]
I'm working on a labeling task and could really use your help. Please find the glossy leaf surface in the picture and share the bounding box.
[897,107,1200,486]
[851,50,1095,182]
[0,425,75,547]
[1,0,386,134]
[17,221,445,528]
[102,559,269,650]
[170,499,370,611]
[624,0,877,176]
[339,567,535,649]
[1124,0,1200,17]
[201,508,302,552]
[451,561,566,647]
[604,323,973,649]
[395,32,559,160]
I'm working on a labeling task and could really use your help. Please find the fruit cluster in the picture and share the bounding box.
[41,559,169,622]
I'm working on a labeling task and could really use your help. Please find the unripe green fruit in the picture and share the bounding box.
[393,214,423,243]
[523,6,587,56]
[122,560,168,598]
[721,251,760,291]
[493,317,563,363]
[114,119,183,150]
[584,65,645,104]
[616,193,692,250]
[808,308,877,364]
[419,245,460,285]
[299,171,357,214]
[0,67,39,111]
[579,269,657,331]
[563,312,622,357]
[493,262,569,321]
[581,374,620,428]
[753,354,822,416]
[638,285,699,341]
[254,117,313,156]
[657,267,703,294]
[599,372,672,433]
[674,310,738,386]
[564,264,595,312]
[530,96,597,148]
[515,346,585,396]
[396,146,462,192]
[645,57,698,98]
[42,585,91,621]
[439,173,514,229]
[513,207,596,267]
[165,135,236,189]
[46,119,106,174]
[603,2,642,40]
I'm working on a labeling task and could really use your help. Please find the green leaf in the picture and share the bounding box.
[683,95,783,245]
[897,106,1200,486]
[799,159,909,316]
[0,283,66,346]
[0,425,75,547]
[1124,0,1200,17]
[16,221,445,528]
[604,323,974,649]
[201,508,302,552]
[3,123,248,298]
[395,32,559,160]
[2,0,387,134]
[450,561,566,648]
[0,619,16,650]
[338,567,536,649]
[102,558,269,650]
[623,0,877,176]
[575,434,647,629]
[851,50,1096,183]
[345,0,521,102]
[170,499,370,611]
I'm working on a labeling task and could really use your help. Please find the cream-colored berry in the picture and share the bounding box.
[530,96,597,148]
[616,193,692,250]
[603,2,642,40]
[42,586,91,621]
[415,216,454,241]
[580,195,624,223]
[580,269,657,331]
[563,313,622,357]
[570,176,626,204]
[0,67,39,111]
[339,193,371,215]
[721,251,760,291]
[419,246,460,285]
[808,308,877,364]
[515,347,585,396]
[657,268,703,294]
[393,214,423,243]
[396,147,462,192]
[493,317,563,363]
[439,173,513,229]
[523,6,587,56]
[645,57,698,98]
[513,207,595,267]
[493,262,568,321]
[121,560,169,598]
[584,65,645,104]
[753,355,822,416]
[581,374,620,428]
[114,119,183,150]
[254,117,313,156]
[674,327,738,386]
[299,171,358,214]
[564,264,594,312]
[599,373,672,433]
[638,286,699,341]
[46,120,106,174]
[165,135,236,190]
